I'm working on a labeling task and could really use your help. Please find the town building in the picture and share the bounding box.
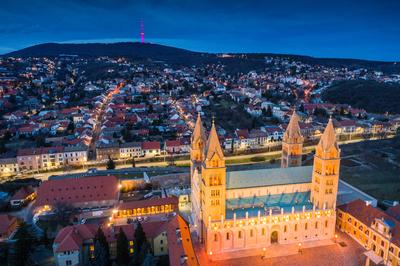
[34,175,119,215]
[337,199,400,266]
[10,186,36,207]
[190,115,339,259]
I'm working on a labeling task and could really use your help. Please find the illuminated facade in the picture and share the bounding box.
[191,115,340,258]
[337,199,400,266]
[281,111,304,168]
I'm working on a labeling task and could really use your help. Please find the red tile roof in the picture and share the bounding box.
[141,141,160,150]
[35,175,119,207]
[54,224,98,253]
[167,215,199,266]
[387,205,400,221]
[339,199,400,247]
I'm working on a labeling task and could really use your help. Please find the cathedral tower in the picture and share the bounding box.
[311,118,340,210]
[201,120,226,225]
[190,113,206,174]
[281,111,304,168]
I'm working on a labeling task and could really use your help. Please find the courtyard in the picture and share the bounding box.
[196,230,366,266]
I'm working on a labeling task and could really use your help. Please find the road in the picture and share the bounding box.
[22,135,395,181]
[88,82,124,160]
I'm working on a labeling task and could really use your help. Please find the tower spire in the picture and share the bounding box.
[192,112,206,144]
[317,118,339,154]
[283,110,303,143]
[205,120,224,161]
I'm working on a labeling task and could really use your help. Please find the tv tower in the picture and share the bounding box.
[140,20,145,43]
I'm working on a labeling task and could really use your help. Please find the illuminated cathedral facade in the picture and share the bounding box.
[190,112,340,258]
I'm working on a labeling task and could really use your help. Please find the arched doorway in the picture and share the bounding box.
[271,231,278,244]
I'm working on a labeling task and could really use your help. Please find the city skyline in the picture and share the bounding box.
[1,0,400,61]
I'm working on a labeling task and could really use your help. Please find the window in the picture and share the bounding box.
[250,229,254,237]
[226,232,230,240]
[305,223,308,230]
[66,261,72,266]
[238,231,242,239]
[295,224,298,231]
[284,225,287,233]
[315,222,318,229]
[214,234,218,242]
[160,240,163,244]
[325,220,328,228]
[262,228,266,235]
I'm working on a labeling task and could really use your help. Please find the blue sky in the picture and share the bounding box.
[1,0,399,61]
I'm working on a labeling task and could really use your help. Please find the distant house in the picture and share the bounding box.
[0,214,18,241]
[119,142,142,159]
[10,186,36,207]
[141,141,161,157]
[165,139,189,154]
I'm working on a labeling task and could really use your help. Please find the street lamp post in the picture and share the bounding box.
[262,247,267,259]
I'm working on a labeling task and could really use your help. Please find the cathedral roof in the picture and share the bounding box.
[226,165,313,189]
[317,118,339,153]
[205,121,224,161]
[191,113,206,144]
[283,111,303,143]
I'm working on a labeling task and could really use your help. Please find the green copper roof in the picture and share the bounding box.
[226,165,313,190]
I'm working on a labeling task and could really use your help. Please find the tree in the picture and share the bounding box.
[265,105,273,117]
[41,227,50,248]
[93,227,110,265]
[92,239,109,266]
[106,157,116,170]
[53,201,76,226]
[13,222,36,266]
[116,228,130,266]
[132,222,148,265]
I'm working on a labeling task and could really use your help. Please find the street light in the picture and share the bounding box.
[334,234,338,243]
[262,247,267,259]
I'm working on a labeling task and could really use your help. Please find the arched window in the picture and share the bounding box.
[250,229,254,237]
[238,231,242,239]
[226,232,230,240]
[294,224,298,231]
[214,234,218,242]
[305,223,308,230]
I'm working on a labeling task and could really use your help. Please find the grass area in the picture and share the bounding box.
[339,137,400,201]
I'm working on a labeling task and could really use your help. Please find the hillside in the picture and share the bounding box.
[3,42,214,64]
[3,42,400,73]
[322,80,400,114]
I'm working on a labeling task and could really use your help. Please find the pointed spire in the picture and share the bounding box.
[283,110,303,143]
[317,118,338,153]
[192,112,206,144]
[205,120,224,161]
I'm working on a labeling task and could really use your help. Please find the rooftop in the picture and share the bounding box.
[226,166,312,190]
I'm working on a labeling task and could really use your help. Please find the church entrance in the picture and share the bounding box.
[271,231,278,244]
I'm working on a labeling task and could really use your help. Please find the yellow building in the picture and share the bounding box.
[337,199,400,266]
[190,113,340,258]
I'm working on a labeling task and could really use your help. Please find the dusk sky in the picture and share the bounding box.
[1,0,400,61]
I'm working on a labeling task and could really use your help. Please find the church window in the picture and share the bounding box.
[214,234,218,242]
[238,231,242,239]
[226,232,230,240]
[284,225,287,233]
[315,222,318,229]
[325,220,328,228]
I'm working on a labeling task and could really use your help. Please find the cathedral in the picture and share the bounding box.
[190,112,340,258]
